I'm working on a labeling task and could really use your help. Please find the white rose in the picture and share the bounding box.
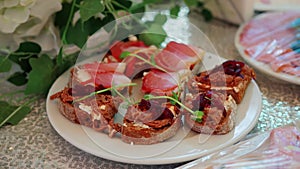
[0,0,62,53]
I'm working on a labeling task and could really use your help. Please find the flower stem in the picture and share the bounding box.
[62,0,77,45]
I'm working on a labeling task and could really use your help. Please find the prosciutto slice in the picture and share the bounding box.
[82,62,126,74]
[107,40,148,62]
[82,72,131,88]
[155,41,204,72]
[73,62,131,88]
[141,69,189,95]
[239,11,300,76]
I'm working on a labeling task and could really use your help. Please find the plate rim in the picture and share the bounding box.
[234,11,300,85]
[46,57,262,165]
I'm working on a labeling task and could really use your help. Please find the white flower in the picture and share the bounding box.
[0,0,62,52]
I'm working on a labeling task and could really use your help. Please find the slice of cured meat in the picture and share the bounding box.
[82,62,126,74]
[122,47,158,78]
[107,40,148,62]
[239,11,300,77]
[141,69,186,96]
[71,62,131,88]
[82,72,131,89]
[155,41,204,72]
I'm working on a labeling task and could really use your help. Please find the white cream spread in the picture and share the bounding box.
[224,95,237,112]
[76,69,91,82]
[133,122,150,129]
[78,103,93,115]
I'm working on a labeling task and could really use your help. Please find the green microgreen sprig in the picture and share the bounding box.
[144,94,204,122]
[73,83,136,103]
[120,50,168,73]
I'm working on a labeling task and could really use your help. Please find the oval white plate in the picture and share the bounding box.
[46,54,262,165]
[235,12,300,85]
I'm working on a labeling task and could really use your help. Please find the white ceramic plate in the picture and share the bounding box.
[254,0,300,11]
[46,54,262,165]
[235,13,300,85]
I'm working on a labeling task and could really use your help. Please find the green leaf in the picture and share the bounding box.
[139,23,167,46]
[192,110,204,122]
[130,3,146,13]
[120,51,131,59]
[171,91,179,104]
[0,55,12,72]
[112,0,132,10]
[0,101,31,127]
[7,72,28,86]
[184,0,198,7]
[25,54,55,95]
[66,20,89,48]
[170,5,180,19]
[201,8,213,21]
[143,0,163,4]
[197,1,204,7]
[8,42,41,73]
[153,14,167,25]
[80,0,104,22]
[84,17,104,36]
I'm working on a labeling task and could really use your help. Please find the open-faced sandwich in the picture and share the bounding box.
[50,62,131,137]
[184,60,256,134]
[50,37,255,144]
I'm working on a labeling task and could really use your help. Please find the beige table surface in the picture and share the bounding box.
[1,8,300,169]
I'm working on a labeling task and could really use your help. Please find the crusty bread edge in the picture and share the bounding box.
[184,95,237,135]
[121,115,183,145]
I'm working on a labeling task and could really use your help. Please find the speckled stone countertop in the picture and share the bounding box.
[1,10,300,169]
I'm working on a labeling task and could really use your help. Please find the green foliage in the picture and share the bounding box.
[201,8,213,21]
[8,42,41,73]
[139,23,167,47]
[7,72,28,86]
[192,110,204,122]
[0,55,12,72]
[0,0,213,127]
[170,5,180,19]
[0,101,31,127]
[25,54,55,95]
[120,51,131,59]
[183,0,198,7]
[79,0,104,22]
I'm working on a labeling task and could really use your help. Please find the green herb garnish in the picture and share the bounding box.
[143,94,204,122]
[73,83,136,103]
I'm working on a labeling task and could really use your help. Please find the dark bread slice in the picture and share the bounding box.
[121,99,182,145]
[184,91,237,135]
[189,60,255,104]
[50,87,122,137]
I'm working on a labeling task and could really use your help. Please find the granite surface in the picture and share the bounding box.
[1,9,300,169]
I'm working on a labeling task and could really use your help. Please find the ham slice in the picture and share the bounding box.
[155,41,204,72]
[73,62,131,88]
[141,70,179,95]
[82,72,131,88]
[239,11,300,76]
[141,69,189,96]
[82,62,126,74]
[107,40,148,62]
[123,48,157,78]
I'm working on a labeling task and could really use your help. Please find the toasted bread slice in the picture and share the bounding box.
[121,99,182,145]
[184,91,237,135]
[50,87,122,137]
[189,60,255,104]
